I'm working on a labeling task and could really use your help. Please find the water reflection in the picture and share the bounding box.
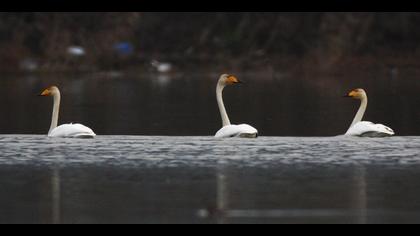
[206,164,369,224]
[216,161,228,224]
[352,167,367,224]
[38,162,420,224]
[154,74,172,87]
[1,136,420,223]
[51,168,60,224]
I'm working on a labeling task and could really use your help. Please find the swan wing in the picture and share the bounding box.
[49,123,96,138]
[215,124,258,138]
[345,121,394,137]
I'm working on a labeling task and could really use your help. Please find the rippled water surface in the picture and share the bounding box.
[1,135,420,223]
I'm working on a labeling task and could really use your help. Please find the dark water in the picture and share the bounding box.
[1,70,420,223]
[1,69,420,136]
[1,135,420,224]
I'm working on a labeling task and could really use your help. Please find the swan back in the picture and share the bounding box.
[151,60,172,73]
[345,121,394,137]
[215,124,258,138]
[49,123,96,138]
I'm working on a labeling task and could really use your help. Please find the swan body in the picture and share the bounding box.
[215,74,258,138]
[215,124,258,138]
[345,121,394,137]
[344,88,394,137]
[67,46,85,56]
[49,123,96,138]
[40,86,96,138]
[151,60,172,73]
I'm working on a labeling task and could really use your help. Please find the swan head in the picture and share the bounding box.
[151,60,159,67]
[219,74,242,86]
[40,86,60,97]
[345,88,366,100]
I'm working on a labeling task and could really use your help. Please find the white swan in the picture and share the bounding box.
[344,88,394,137]
[40,86,96,138]
[215,74,258,138]
[151,60,172,73]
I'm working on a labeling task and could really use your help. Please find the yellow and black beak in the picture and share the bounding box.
[227,75,243,84]
[39,89,50,96]
[343,90,356,98]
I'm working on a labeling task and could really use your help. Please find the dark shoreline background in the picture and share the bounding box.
[1,12,420,73]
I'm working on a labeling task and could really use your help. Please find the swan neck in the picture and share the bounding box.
[216,82,231,127]
[351,95,368,127]
[49,92,61,134]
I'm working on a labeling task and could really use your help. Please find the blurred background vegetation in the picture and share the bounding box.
[1,12,420,73]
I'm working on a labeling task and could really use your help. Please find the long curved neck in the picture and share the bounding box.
[350,95,368,127]
[49,92,61,134]
[216,82,231,127]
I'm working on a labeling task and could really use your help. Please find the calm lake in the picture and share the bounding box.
[0,135,420,224]
[0,71,420,223]
[0,69,420,136]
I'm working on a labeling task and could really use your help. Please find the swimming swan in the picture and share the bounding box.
[215,74,258,138]
[39,86,96,138]
[344,88,394,137]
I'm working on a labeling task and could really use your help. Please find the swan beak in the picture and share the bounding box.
[227,75,242,84]
[39,89,50,96]
[344,90,356,98]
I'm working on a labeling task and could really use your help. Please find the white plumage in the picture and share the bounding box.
[214,74,258,139]
[67,46,85,56]
[345,121,394,137]
[40,86,96,139]
[151,60,172,73]
[344,88,394,137]
[215,124,258,138]
[49,123,96,138]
